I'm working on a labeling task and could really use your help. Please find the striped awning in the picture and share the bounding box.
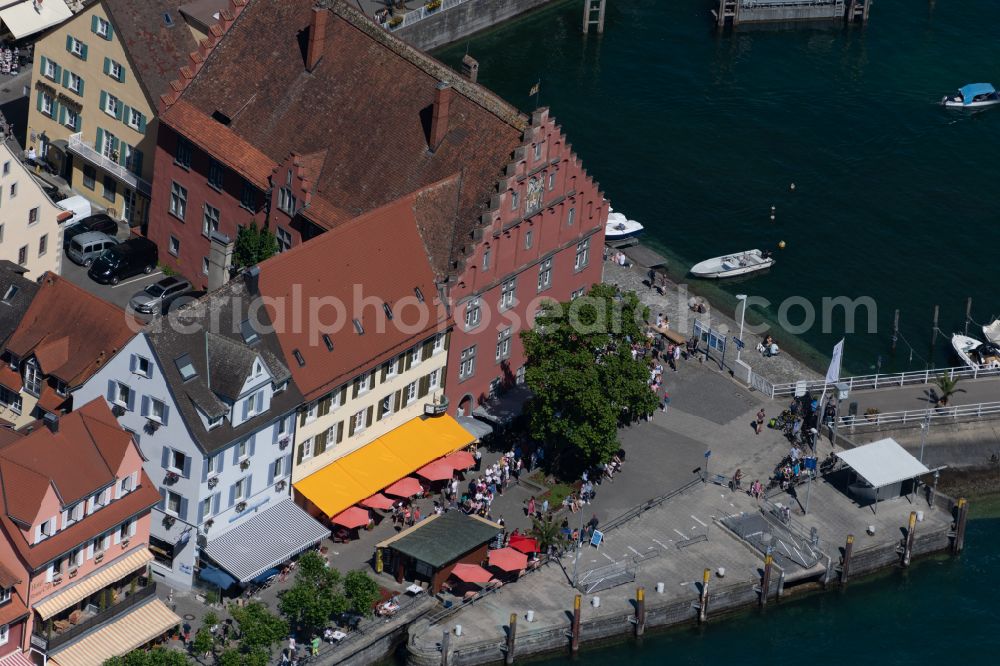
[48,598,179,666]
[0,649,35,666]
[203,498,329,583]
[34,548,154,620]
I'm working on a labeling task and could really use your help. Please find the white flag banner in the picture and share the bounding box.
[826,339,845,384]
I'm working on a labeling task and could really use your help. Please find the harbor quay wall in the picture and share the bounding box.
[405,525,955,665]
[397,0,559,51]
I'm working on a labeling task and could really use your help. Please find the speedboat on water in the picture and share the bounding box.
[605,207,644,241]
[690,249,774,279]
[983,319,1000,344]
[941,83,1000,109]
[951,334,1000,370]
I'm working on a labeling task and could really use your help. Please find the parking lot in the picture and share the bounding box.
[60,252,165,313]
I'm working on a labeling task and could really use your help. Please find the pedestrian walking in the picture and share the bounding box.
[474,448,482,471]
[756,408,766,434]
[526,496,535,517]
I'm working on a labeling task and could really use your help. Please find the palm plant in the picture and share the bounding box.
[934,374,963,406]
[530,514,567,555]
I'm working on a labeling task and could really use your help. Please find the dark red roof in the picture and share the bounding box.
[162,0,525,270]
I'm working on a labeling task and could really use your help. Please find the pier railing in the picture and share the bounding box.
[834,400,1000,432]
[380,0,473,30]
[769,364,1000,399]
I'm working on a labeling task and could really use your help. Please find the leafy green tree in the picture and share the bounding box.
[521,283,657,474]
[104,648,191,666]
[191,628,214,660]
[233,222,279,269]
[278,551,347,636]
[343,570,380,617]
[229,602,287,655]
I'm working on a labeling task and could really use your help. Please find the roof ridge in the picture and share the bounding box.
[77,413,118,481]
[319,0,528,131]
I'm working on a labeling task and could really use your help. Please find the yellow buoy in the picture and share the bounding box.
[778,240,787,249]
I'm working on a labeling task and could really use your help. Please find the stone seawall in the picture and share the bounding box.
[397,0,560,51]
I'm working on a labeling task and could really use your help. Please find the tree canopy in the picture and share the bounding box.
[278,551,347,635]
[104,648,190,666]
[233,222,279,269]
[343,570,380,617]
[520,283,657,474]
[229,602,287,658]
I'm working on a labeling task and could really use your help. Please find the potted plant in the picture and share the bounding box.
[68,567,78,579]
[934,374,963,407]
[208,476,218,489]
[165,471,180,484]
[389,15,402,27]
[864,407,880,421]
[144,419,160,434]
[275,480,286,491]
[235,501,247,512]
[203,518,214,531]
[163,515,176,529]
[240,459,251,471]
[95,551,104,563]
[112,404,126,417]
[425,0,441,10]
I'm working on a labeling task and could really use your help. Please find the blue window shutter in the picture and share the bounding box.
[132,149,143,176]
[35,91,42,112]
[249,438,256,457]
[245,474,252,497]
[114,102,123,121]
[213,493,220,515]
[197,499,206,523]
[80,43,88,61]
[267,462,275,486]
[161,446,170,469]
[137,113,146,133]
[201,458,209,482]
[61,68,69,87]
[158,488,166,511]
[121,104,130,127]
[106,22,114,41]
[39,56,47,74]
[161,403,170,425]
[126,386,136,412]
[106,379,116,403]
[241,399,249,422]
[285,454,292,479]
[78,77,85,96]
[59,106,66,125]
[95,127,104,152]
[216,451,224,473]
[102,57,110,76]
[65,35,73,53]
[91,15,99,34]
[181,452,191,478]
[99,90,107,112]
[119,66,125,83]
[232,445,239,465]
[53,63,61,82]
[178,497,189,521]
[128,354,137,373]
[140,394,149,417]
[228,484,236,507]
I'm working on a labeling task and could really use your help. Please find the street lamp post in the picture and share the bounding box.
[735,294,748,363]
[919,409,932,463]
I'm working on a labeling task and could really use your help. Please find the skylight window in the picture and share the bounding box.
[293,349,305,367]
[240,318,260,344]
[322,334,334,352]
[382,303,393,320]
[2,285,17,303]
[163,12,174,27]
[414,287,424,303]
[353,319,364,335]
[175,353,197,381]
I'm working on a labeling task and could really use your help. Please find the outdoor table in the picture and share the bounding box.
[406,584,424,595]
[329,630,346,643]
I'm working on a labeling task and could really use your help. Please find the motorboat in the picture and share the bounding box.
[941,83,1000,109]
[605,207,644,241]
[690,249,774,279]
[983,319,1000,344]
[951,334,1000,370]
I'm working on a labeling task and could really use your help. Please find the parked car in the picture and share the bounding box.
[64,213,119,243]
[128,276,192,314]
[56,195,93,227]
[66,231,118,267]
[88,237,159,285]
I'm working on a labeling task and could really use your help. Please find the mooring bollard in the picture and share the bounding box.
[841,534,854,585]
[760,554,773,608]
[571,594,581,653]
[635,587,646,636]
[953,498,969,554]
[776,569,785,599]
[698,568,710,623]
[505,613,516,665]
[441,630,450,666]
[902,511,917,567]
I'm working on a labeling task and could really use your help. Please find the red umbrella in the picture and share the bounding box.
[416,460,454,482]
[443,450,476,470]
[360,493,395,510]
[488,547,528,572]
[332,506,370,529]
[384,477,423,498]
[509,534,539,554]
[449,563,494,584]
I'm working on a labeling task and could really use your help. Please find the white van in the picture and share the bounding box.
[57,195,93,227]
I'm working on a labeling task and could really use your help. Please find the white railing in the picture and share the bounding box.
[66,132,151,196]
[770,364,1000,399]
[835,400,1000,432]
[381,0,473,31]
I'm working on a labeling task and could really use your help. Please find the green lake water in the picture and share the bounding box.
[437,0,1000,375]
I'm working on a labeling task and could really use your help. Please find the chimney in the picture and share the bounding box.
[306,7,328,72]
[461,55,479,83]
[208,231,234,292]
[429,81,452,152]
[243,266,260,296]
[43,412,58,433]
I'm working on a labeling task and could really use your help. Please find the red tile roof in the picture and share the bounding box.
[0,400,159,570]
[0,587,28,626]
[257,191,447,401]
[0,560,21,587]
[3,273,134,387]
[162,0,525,268]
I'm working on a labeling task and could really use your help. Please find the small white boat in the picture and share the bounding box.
[951,334,1000,370]
[690,249,774,279]
[983,319,1000,344]
[605,208,644,241]
[942,83,1000,109]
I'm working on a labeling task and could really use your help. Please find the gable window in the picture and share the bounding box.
[537,257,553,291]
[64,107,80,131]
[385,356,399,378]
[245,392,259,417]
[94,17,111,38]
[23,358,42,396]
[113,381,132,407]
[38,234,48,257]
[272,457,285,480]
[67,36,87,60]
[237,439,249,461]
[169,182,187,219]
[169,449,186,473]
[574,238,591,270]
[464,297,481,329]
[168,236,180,256]
[500,279,516,310]
[43,58,59,80]
[103,92,121,118]
[482,248,490,271]
[17,246,27,267]
[510,191,520,211]
[38,517,55,541]
[548,171,556,191]
[175,137,192,168]
[208,159,224,190]
[0,586,10,605]
[202,204,220,236]
[496,327,512,361]
[276,227,292,252]
[147,397,166,422]
[433,333,445,354]
[207,414,223,429]
[409,346,421,367]
[525,229,533,249]
[459,345,476,380]
[126,107,143,131]
[28,207,39,225]
[166,491,182,515]
[106,59,124,82]
[119,473,134,496]
[358,370,374,394]
[567,206,576,226]
[534,143,543,160]
[0,623,7,645]
[278,170,296,214]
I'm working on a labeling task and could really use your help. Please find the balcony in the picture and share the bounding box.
[32,580,157,652]
[67,133,151,196]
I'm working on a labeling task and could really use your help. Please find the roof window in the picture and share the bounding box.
[382,303,393,320]
[240,318,260,344]
[322,334,334,352]
[293,349,305,367]
[175,353,197,381]
[353,319,364,335]
[414,287,424,303]
[2,285,17,303]
[163,12,175,27]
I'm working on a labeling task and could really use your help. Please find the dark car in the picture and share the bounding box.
[64,213,119,244]
[88,237,159,285]
[128,276,192,314]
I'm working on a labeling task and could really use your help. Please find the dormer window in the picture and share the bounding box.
[175,353,197,381]
[22,358,42,397]
[0,586,10,604]
[208,414,223,430]
[2,285,17,302]
[36,516,55,543]
[252,359,263,377]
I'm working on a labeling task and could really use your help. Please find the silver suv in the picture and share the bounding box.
[128,276,192,315]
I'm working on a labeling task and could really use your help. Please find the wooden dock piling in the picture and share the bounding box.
[441,630,450,666]
[635,587,646,636]
[505,613,516,665]
[953,498,969,554]
[902,511,917,567]
[760,554,773,608]
[571,594,581,653]
[841,534,855,585]
[698,568,710,623]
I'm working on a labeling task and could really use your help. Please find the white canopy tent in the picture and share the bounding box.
[0,0,72,41]
[836,438,929,513]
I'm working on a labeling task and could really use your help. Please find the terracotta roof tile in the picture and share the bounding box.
[0,560,21,588]
[0,587,28,626]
